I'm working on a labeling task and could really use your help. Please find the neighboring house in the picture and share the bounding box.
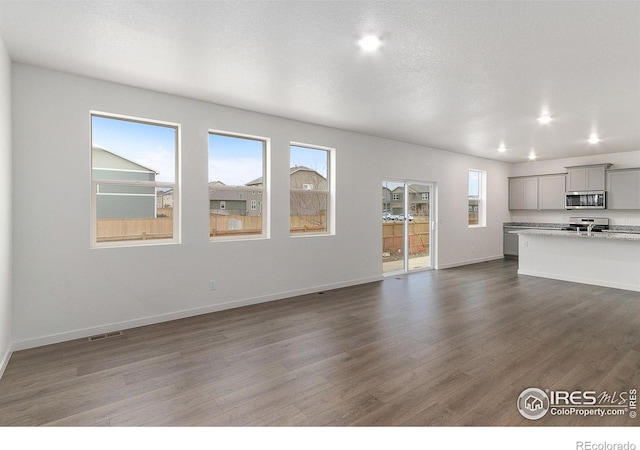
[288,166,327,218]
[91,146,158,219]
[156,188,173,209]
[409,185,429,216]
[389,186,404,214]
[209,166,326,217]
[242,176,265,217]
[209,181,248,215]
[385,185,430,216]
[382,186,392,213]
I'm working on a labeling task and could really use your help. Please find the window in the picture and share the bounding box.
[209,131,268,239]
[468,169,486,227]
[393,193,400,201]
[91,113,179,247]
[290,143,334,235]
[421,193,429,201]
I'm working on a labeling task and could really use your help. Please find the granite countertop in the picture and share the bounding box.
[510,228,640,241]
[504,222,640,234]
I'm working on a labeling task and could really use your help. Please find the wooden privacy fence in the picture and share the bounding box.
[97,217,173,242]
[383,221,430,255]
[210,213,327,236]
[157,208,173,218]
[290,214,326,234]
[210,214,262,237]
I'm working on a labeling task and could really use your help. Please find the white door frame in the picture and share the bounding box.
[382,179,437,276]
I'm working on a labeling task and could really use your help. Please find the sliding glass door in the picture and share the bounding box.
[382,180,433,275]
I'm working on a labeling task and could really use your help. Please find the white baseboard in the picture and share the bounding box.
[437,255,504,270]
[11,275,384,352]
[0,347,11,380]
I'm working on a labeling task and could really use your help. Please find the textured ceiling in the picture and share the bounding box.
[1,0,639,162]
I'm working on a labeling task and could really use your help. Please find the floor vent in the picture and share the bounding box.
[88,331,123,341]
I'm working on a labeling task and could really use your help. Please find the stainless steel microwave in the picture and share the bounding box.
[565,191,606,210]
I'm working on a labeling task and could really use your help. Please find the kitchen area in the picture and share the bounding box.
[504,162,640,292]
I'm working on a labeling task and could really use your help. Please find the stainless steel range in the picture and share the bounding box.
[561,217,609,233]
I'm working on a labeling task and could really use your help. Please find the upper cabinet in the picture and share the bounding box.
[510,164,640,211]
[538,174,566,210]
[509,174,566,210]
[509,177,538,210]
[565,164,611,191]
[606,169,640,210]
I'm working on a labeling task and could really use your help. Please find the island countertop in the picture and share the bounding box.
[514,229,640,292]
[511,229,640,241]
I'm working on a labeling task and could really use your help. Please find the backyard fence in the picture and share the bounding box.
[96,217,173,242]
[382,221,430,255]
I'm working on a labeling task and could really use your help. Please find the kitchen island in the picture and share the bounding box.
[513,229,640,292]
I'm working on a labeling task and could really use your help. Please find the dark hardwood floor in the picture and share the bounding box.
[1,259,639,426]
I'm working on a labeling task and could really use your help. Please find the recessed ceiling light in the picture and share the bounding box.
[528,153,537,160]
[358,35,382,52]
[498,144,507,153]
[588,133,601,144]
[537,115,552,124]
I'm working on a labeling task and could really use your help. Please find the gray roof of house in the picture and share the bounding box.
[92,146,158,174]
[246,166,325,186]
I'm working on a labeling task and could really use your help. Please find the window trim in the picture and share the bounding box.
[90,111,181,249]
[289,141,335,237]
[468,168,486,228]
[208,129,270,242]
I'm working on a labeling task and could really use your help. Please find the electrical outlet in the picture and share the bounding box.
[209,279,217,291]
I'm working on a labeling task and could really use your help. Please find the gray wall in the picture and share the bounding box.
[11,63,512,349]
[0,36,12,376]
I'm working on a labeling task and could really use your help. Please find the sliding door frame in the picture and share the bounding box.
[382,179,437,276]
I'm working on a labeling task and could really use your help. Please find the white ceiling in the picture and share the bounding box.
[1,0,639,162]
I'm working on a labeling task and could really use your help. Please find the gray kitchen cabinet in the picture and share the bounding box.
[538,174,566,210]
[509,177,538,210]
[565,164,610,191]
[503,228,519,257]
[606,169,640,209]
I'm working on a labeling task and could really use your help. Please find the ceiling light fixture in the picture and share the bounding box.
[528,153,537,160]
[537,115,552,124]
[498,144,507,153]
[358,35,382,52]
[588,133,601,144]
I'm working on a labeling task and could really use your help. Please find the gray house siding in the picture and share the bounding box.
[92,146,157,219]
[210,199,246,214]
[96,194,156,219]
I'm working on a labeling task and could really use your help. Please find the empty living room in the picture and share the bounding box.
[0,1,639,448]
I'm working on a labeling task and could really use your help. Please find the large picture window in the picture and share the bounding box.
[290,143,334,235]
[91,113,179,247]
[209,132,268,239]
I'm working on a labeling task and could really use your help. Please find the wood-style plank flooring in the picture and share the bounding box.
[1,259,639,426]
